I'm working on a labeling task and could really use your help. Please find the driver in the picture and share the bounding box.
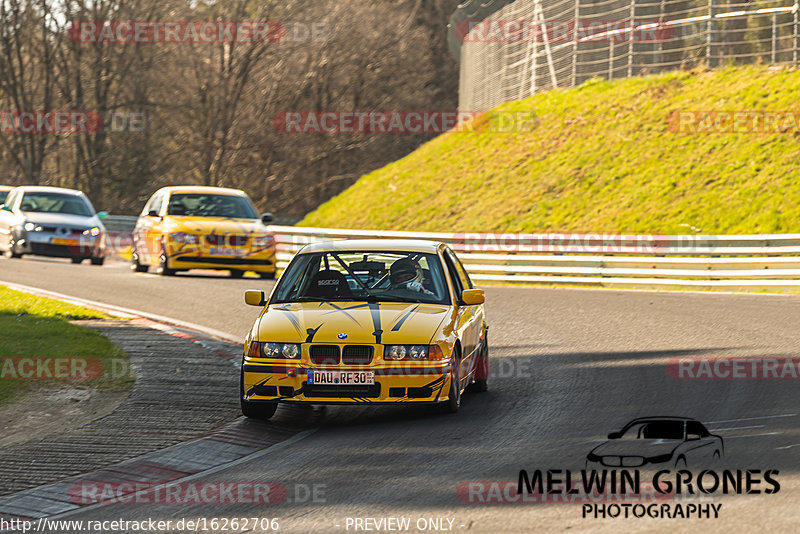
[389,258,433,295]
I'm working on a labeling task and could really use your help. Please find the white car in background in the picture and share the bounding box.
[0,186,107,265]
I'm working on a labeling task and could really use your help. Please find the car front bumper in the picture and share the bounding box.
[242,362,453,404]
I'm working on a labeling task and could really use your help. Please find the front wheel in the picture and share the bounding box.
[240,374,277,419]
[91,257,105,266]
[71,257,83,264]
[230,269,245,279]
[159,244,176,276]
[259,271,276,280]
[441,353,461,414]
[471,336,489,393]
[131,249,149,273]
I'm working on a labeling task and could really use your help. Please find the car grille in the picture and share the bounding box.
[205,234,226,246]
[303,384,381,398]
[341,345,373,365]
[310,345,340,365]
[229,235,249,247]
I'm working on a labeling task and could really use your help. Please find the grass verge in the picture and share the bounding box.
[0,286,133,403]
[301,65,800,235]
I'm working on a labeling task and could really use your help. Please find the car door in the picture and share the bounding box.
[442,247,482,389]
[684,420,719,462]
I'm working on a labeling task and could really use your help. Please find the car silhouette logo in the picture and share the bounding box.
[337,333,348,340]
[586,416,724,469]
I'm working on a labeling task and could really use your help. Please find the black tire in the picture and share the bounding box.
[472,337,489,393]
[259,271,276,280]
[71,257,83,264]
[442,351,461,413]
[230,269,245,279]
[5,238,23,259]
[159,244,176,276]
[91,257,105,266]
[131,249,149,273]
[240,374,277,419]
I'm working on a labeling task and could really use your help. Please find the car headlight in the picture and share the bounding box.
[24,222,36,232]
[252,235,275,248]
[257,342,300,359]
[82,227,101,237]
[169,232,199,244]
[384,345,432,361]
[646,453,673,464]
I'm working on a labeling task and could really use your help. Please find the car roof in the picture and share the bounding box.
[299,239,444,254]
[156,186,248,196]
[11,186,85,196]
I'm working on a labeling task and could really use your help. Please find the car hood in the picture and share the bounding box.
[23,212,101,229]
[162,216,265,234]
[258,301,452,345]
[591,439,682,458]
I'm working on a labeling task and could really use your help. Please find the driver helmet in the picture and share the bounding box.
[390,258,423,287]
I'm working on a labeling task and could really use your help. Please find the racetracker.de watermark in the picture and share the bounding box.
[668,357,800,379]
[68,21,329,43]
[69,481,326,505]
[272,111,538,134]
[667,111,800,134]
[0,357,131,381]
[0,110,147,134]
[456,19,673,43]
[450,233,714,254]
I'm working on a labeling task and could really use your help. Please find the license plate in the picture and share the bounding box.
[209,246,242,256]
[308,370,375,385]
[51,238,78,246]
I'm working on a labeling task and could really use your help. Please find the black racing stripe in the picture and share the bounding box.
[306,323,323,343]
[276,308,302,335]
[391,304,420,332]
[245,376,271,397]
[323,302,368,325]
[369,302,383,344]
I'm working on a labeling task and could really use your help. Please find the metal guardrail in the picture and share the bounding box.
[103,215,139,233]
[266,225,800,289]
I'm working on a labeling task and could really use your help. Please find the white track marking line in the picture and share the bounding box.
[707,425,765,432]
[706,414,797,424]
[724,432,781,439]
[0,279,244,344]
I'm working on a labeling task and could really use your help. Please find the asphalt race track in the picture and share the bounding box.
[2,255,800,533]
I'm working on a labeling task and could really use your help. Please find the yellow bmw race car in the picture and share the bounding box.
[131,186,276,278]
[240,239,489,419]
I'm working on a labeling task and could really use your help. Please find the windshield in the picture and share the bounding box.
[621,421,685,440]
[0,191,8,205]
[19,193,93,217]
[167,193,257,219]
[272,250,450,305]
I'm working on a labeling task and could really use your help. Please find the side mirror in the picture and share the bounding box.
[147,210,159,218]
[245,290,267,307]
[0,205,11,212]
[687,433,701,441]
[461,288,485,306]
[607,432,622,440]
[261,212,274,225]
[97,211,108,220]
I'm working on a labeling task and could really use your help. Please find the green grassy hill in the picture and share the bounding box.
[300,66,800,234]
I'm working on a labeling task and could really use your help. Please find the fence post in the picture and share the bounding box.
[706,0,717,67]
[794,1,799,64]
[771,14,778,63]
[571,0,580,87]
[609,40,615,79]
[627,0,635,77]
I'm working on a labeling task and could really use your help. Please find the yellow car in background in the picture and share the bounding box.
[240,239,490,419]
[131,186,276,278]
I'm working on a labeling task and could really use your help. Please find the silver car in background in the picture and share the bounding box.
[0,186,107,265]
